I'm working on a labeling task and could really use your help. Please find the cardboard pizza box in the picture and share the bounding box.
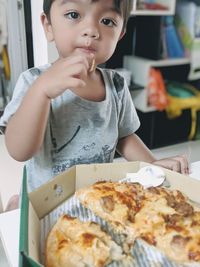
[18,161,200,267]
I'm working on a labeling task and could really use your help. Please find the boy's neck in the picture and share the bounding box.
[71,69,106,102]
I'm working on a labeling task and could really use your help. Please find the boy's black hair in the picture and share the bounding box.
[43,0,133,30]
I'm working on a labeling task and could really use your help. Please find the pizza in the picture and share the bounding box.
[45,214,127,267]
[76,181,147,248]
[76,181,200,264]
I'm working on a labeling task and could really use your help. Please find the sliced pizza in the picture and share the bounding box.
[76,181,148,246]
[76,181,200,264]
[45,214,127,267]
[138,187,200,263]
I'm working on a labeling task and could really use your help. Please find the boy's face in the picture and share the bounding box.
[42,0,125,64]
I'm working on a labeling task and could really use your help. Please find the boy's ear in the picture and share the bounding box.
[118,30,126,41]
[41,12,54,42]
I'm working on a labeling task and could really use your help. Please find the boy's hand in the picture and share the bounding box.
[152,155,189,175]
[38,53,94,99]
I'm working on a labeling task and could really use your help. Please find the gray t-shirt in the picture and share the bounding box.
[0,65,140,192]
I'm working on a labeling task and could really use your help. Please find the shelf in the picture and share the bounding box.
[123,56,190,87]
[124,55,191,113]
[131,0,176,16]
[188,38,200,81]
[0,98,4,110]
[130,90,156,112]
[131,10,175,16]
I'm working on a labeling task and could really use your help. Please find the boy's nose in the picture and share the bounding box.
[81,27,100,40]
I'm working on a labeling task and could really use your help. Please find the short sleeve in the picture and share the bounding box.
[116,74,140,138]
[0,66,46,133]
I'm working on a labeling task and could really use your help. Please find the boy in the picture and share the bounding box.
[0,0,188,196]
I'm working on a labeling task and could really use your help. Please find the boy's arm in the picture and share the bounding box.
[5,54,92,161]
[116,134,189,174]
[5,78,51,161]
[117,133,156,163]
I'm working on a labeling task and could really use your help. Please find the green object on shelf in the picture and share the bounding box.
[166,81,200,140]
[167,82,196,98]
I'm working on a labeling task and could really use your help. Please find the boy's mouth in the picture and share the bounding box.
[77,46,96,54]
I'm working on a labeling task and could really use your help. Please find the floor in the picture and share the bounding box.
[0,134,200,211]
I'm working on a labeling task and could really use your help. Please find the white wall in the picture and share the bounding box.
[48,40,59,63]
[30,1,58,66]
[30,0,48,66]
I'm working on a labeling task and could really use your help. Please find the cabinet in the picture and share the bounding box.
[126,55,192,148]
[176,1,200,80]
[122,57,192,147]
[121,1,200,148]
[123,1,193,113]
[131,0,176,16]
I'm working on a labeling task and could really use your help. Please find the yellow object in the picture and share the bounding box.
[2,46,11,80]
[166,85,200,140]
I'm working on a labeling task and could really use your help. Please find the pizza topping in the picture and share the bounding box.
[165,194,194,216]
[173,190,186,201]
[127,209,136,223]
[141,233,157,246]
[116,191,135,209]
[170,235,191,249]
[62,214,76,221]
[188,250,200,261]
[100,195,115,212]
[95,181,107,184]
[191,212,200,227]
[165,194,177,208]
[93,182,114,194]
[164,213,182,225]
[174,201,194,216]
[164,214,184,232]
[58,239,70,250]
[147,187,160,195]
[81,232,97,247]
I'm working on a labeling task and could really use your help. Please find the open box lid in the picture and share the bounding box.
[28,161,200,219]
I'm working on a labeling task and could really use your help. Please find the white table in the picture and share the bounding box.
[0,135,24,211]
[0,209,20,267]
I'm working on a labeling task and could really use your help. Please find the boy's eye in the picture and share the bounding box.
[101,18,116,27]
[65,11,80,20]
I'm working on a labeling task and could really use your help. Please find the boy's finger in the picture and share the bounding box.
[172,155,189,174]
